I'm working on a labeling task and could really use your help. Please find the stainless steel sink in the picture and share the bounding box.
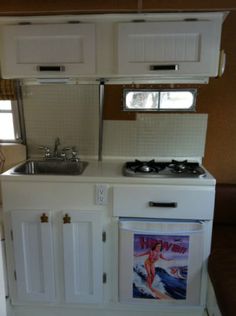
[11,160,88,175]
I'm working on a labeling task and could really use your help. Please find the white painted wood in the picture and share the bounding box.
[11,210,55,302]
[118,20,222,76]
[113,185,215,219]
[0,12,226,82]
[0,174,215,315]
[62,211,104,303]
[0,225,7,316]
[0,24,95,78]
[207,278,222,316]
[5,305,207,316]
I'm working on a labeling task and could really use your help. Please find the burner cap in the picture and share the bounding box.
[139,165,152,173]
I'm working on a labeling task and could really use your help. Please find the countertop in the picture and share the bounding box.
[0,159,216,186]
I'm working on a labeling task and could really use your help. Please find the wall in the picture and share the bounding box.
[198,12,236,183]
[22,85,208,161]
[22,85,99,159]
[0,144,26,204]
[0,0,235,15]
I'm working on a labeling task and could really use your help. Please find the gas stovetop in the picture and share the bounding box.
[123,159,206,178]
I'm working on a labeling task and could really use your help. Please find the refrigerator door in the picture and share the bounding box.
[119,219,206,306]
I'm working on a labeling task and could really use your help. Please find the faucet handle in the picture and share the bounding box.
[60,147,71,160]
[39,146,51,159]
[71,146,79,162]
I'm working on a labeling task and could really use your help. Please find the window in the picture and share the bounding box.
[123,89,197,112]
[0,80,23,142]
[0,100,21,141]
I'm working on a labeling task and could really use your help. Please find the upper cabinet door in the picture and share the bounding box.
[11,210,55,303]
[118,20,222,77]
[62,211,104,304]
[0,23,95,78]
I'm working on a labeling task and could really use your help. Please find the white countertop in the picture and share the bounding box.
[0,159,216,186]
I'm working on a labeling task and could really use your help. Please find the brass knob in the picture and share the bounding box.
[40,213,48,223]
[63,214,71,224]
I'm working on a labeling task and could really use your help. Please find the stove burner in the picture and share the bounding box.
[126,159,166,174]
[123,159,206,178]
[168,160,200,174]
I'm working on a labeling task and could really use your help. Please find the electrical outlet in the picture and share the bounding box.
[95,184,108,205]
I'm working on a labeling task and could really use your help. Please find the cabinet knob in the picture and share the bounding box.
[40,213,49,223]
[63,214,71,224]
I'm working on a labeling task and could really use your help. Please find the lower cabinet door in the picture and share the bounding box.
[11,210,55,303]
[62,211,104,304]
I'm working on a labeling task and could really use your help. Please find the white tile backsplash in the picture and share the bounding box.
[23,84,99,158]
[22,84,208,160]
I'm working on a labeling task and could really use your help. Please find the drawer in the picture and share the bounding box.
[113,185,215,220]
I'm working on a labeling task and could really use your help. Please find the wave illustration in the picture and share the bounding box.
[133,263,187,300]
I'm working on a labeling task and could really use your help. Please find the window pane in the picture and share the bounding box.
[125,91,159,110]
[0,113,15,139]
[0,100,12,111]
[160,91,194,109]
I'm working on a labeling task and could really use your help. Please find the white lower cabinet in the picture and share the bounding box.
[62,211,104,304]
[9,209,104,305]
[11,210,55,303]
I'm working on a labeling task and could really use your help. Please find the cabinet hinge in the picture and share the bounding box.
[10,230,14,241]
[102,273,107,284]
[14,270,17,281]
[102,231,106,242]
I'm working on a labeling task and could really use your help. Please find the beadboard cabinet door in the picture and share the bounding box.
[62,211,104,304]
[11,210,55,303]
[118,19,222,77]
[0,23,95,78]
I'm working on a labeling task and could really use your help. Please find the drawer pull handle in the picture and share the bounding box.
[149,64,179,71]
[37,65,65,72]
[149,201,178,208]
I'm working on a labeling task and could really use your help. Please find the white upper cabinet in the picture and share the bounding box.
[0,12,227,82]
[117,19,223,77]
[10,210,55,303]
[0,23,95,78]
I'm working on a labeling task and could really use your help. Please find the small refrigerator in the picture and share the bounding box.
[119,219,208,306]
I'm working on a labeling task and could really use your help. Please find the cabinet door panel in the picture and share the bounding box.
[1,24,95,78]
[63,211,103,303]
[11,210,55,303]
[118,20,222,76]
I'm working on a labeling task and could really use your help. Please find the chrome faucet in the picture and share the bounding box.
[53,137,61,157]
[39,138,79,161]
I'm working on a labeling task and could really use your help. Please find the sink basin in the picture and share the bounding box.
[11,160,88,175]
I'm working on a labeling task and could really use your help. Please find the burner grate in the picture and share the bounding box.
[124,159,206,178]
[126,160,167,174]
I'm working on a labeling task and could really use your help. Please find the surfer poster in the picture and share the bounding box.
[133,233,189,300]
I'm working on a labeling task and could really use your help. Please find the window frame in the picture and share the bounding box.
[0,99,24,143]
[123,88,197,112]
